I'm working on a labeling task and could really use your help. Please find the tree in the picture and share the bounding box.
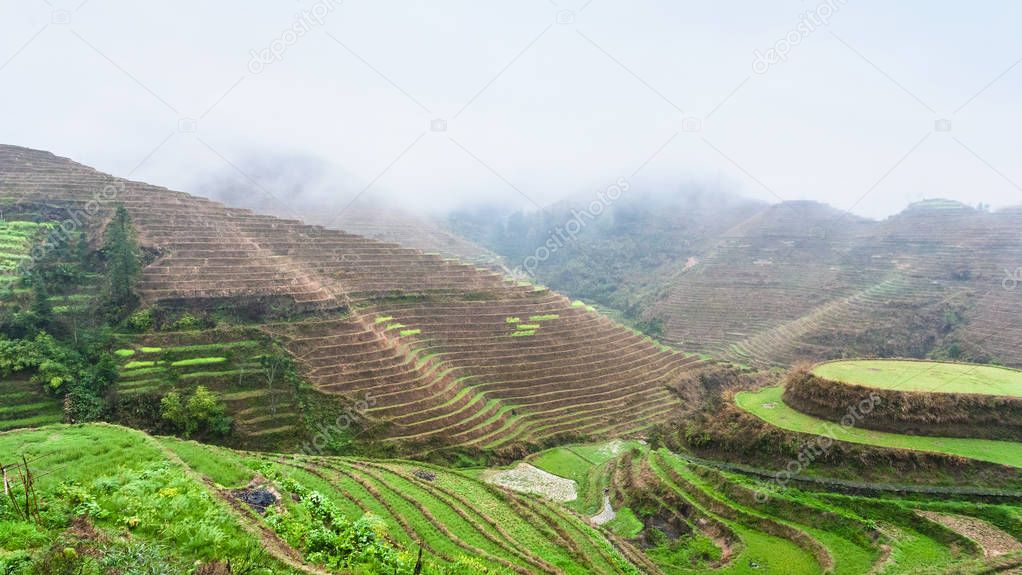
[28,275,53,330]
[161,386,232,437]
[103,205,141,313]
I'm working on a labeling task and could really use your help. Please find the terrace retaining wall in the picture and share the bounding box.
[783,370,1022,441]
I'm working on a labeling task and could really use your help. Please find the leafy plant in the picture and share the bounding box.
[126,308,154,332]
[160,386,232,438]
[170,314,201,331]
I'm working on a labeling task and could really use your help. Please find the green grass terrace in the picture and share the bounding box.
[812,359,1022,397]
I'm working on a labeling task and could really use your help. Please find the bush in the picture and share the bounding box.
[170,314,201,331]
[160,386,232,438]
[126,308,154,332]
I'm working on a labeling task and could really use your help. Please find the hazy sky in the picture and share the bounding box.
[1,1,1020,220]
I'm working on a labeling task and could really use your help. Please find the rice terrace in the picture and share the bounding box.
[3,3,1022,574]
[811,360,1022,397]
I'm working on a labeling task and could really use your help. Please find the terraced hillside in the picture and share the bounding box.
[653,199,1022,368]
[0,424,644,574]
[108,328,337,450]
[0,144,695,449]
[520,441,1022,575]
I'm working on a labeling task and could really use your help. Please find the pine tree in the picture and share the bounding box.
[103,205,141,313]
[29,275,53,328]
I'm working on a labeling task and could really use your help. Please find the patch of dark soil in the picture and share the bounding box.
[232,488,277,514]
[413,469,436,482]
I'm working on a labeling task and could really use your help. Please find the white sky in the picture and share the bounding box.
[1,0,1020,220]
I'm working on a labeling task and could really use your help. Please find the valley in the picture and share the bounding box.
[0,145,1019,574]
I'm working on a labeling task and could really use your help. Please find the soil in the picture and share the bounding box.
[917,510,1022,557]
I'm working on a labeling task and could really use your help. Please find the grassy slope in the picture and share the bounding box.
[0,424,298,573]
[813,359,1022,397]
[737,386,1022,468]
[2,424,644,574]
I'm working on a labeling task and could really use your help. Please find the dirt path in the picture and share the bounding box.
[482,463,578,502]
[590,495,615,526]
[917,511,1022,558]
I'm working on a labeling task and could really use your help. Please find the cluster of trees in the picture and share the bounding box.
[0,205,233,436]
[160,386,232,438]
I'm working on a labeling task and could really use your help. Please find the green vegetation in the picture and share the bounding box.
[375,315,394,323]
[113,348,135,357]
[0,425,292,574]
[160,385,232,437]
[737,386,1022,468]
[399,328,421,337]
[505,316,520,324]
[813,359,1022,397]
[516,324,540,330]
[123,360,157,369]
[102,205,141,315]
[169,356,227,367]
[604,507,642,538]
[509,330,535,337]
[528,314,559,321]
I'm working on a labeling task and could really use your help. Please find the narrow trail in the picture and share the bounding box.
[590,495,615,526]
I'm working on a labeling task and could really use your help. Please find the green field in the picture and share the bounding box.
[813,359,1022,397]
[737,386,1022,468]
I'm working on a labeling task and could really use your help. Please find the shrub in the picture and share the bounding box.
[161,386,232,438]
[170,314,201,331]
[126,308,154,332]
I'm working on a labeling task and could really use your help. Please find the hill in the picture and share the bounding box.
[0,144,700,453]
[455,191,1022,368]
[445,187,764,324]
[655,199,1022,367]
